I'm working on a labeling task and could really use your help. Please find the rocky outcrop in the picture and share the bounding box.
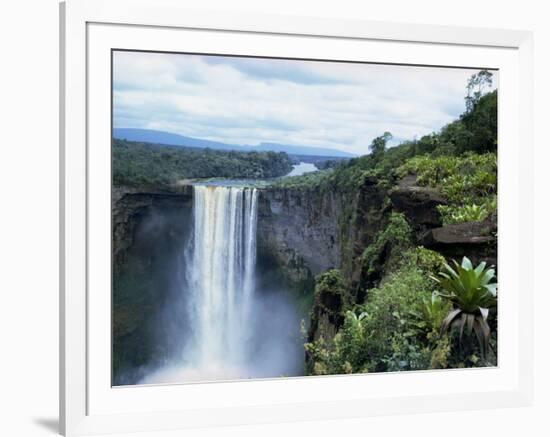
[419,216,497,266]
[389,175,497,267]
[389,175,446,234]
[309,283,345,343]
[112,184,192,267]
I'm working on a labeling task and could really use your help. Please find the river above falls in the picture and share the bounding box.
[286,161,318,177]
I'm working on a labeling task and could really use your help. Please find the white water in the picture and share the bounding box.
[141,185,263,383]
[140,184,303,385]
[188,185,259,368]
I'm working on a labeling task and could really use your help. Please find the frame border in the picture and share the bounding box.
[60,0,534,435]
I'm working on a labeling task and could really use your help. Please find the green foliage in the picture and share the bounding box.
[437,197,496,224]
[271,74,497,197]
[460,90,498,154]
[409,292,450,338]
[270,168,333,190]
[314,269,349,307]
[465,70,494,111]
[398,152,497,224]
[305,247,452,375]
[413,246,447,273]
[113,139,294,187]
[360,212,413,277]
[315,159,345,170]
[302,71,498,376]
[433,257,497,357]
[370,131,392,160]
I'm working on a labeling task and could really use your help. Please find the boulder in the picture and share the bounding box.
[390,176,447,230]
[420,218,497,266]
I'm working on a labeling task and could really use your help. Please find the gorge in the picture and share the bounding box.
[112,173,496,385]
[112,86,500,382]
[114,183,307,384]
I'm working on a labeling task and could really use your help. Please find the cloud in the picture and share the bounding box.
[113,51,498,155]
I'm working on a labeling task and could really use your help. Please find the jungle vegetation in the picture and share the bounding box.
[302,70,498,374]
[112,140,294,187]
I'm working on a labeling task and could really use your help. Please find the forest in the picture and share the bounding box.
[112,140,294,186]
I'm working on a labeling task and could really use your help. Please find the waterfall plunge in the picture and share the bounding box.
[140,183,303,385]
[141,185,262,383]
[188,185,259,369]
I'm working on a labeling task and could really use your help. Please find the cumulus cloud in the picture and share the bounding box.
[113,51,498,155]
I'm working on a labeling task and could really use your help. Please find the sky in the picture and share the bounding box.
[113,51,497,156]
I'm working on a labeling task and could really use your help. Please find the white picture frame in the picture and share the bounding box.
[60,0,534,435]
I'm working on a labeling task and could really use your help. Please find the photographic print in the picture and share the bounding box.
[111,50,498,386]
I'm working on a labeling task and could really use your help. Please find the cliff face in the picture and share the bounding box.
[112,185,193,267]
[257,177,389,344]
[112,185,193,383]
[256,188,341,290]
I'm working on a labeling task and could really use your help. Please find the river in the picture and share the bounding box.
[286,162,318,177]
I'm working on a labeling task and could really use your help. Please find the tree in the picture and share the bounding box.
[465,70,493,113]
[460,90,498,153]
[370,131,392,159]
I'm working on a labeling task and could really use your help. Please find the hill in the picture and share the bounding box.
[113,128,355,158]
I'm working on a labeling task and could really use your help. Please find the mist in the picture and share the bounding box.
[131,185,304,385]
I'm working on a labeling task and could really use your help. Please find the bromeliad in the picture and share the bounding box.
[432,257,497,357]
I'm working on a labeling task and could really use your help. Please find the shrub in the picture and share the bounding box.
[314,269,349,308]
[437,196,496,225]
[398,153,497,224]
[269,169,332,190]
[360,212,413,277]
[433,257,497,357]
[305,247,451,375]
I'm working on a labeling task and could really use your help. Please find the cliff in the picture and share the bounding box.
[255,175,497,346]
[257,176,389,345]
[111,174,497,381]
[112,184,193,383]
[112,184,193,266]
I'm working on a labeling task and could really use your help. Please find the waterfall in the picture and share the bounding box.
[186,185,259,371]
[140,182,302,385]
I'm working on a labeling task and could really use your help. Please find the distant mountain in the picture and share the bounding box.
[113,128,356,158]
[113,128,244,151]
[256,142,354,158]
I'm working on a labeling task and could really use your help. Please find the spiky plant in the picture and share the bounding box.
[432,257,497,357]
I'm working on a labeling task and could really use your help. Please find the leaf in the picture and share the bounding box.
[461,257,473,270]
[441,308,462,335]
[474,261,487,277]
[480,268,495,285]
[443,263,460,280]
[458,313,467,341]
[472,319,485,357]
[466,313,475,336]
[485,283,497,297]
[472,317,491,358]
[479,307,489,320]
